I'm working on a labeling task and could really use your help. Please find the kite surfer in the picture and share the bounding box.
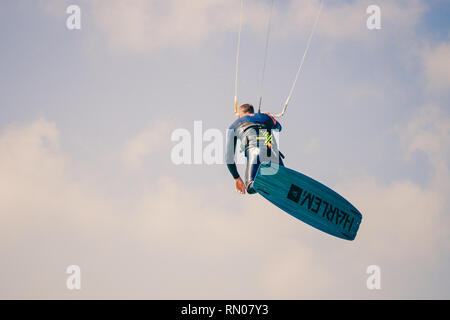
[226,103,284,195]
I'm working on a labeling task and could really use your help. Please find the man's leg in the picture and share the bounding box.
[244,147,260,194]
[245,145,286,194]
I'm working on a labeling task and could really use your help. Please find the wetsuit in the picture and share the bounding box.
[226,113,285,194]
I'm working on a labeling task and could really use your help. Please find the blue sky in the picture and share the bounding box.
[0,0,449,299]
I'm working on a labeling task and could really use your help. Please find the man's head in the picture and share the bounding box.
[238,104,254,117]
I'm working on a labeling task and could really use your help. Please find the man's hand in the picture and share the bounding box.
[235,177,246,195]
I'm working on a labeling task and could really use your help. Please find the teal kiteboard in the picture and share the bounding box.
[253,162,362,240]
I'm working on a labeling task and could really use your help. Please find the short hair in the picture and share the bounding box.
[239,104,254,114]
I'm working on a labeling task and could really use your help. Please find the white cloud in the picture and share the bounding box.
[402,104,450,165]
[65,0,426,53]
[422,43,450,92]
[0,119,119,243]
[122,121,173,169]
[0,119,327,298]
[89,0,240,53]
[338,177,443,261]
[0,104,449,298]
[339,103,450,262]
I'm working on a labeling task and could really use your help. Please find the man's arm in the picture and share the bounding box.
[225,128,246,194]
[225,128,240,179]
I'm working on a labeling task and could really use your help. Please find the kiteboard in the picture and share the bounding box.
[253,162,362,240]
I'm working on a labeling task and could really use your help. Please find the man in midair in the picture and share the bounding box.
[226,104,284,194]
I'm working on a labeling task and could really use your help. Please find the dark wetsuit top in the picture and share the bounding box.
[226,113,284,194]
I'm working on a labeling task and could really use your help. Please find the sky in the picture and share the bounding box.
[0,0,449,299]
